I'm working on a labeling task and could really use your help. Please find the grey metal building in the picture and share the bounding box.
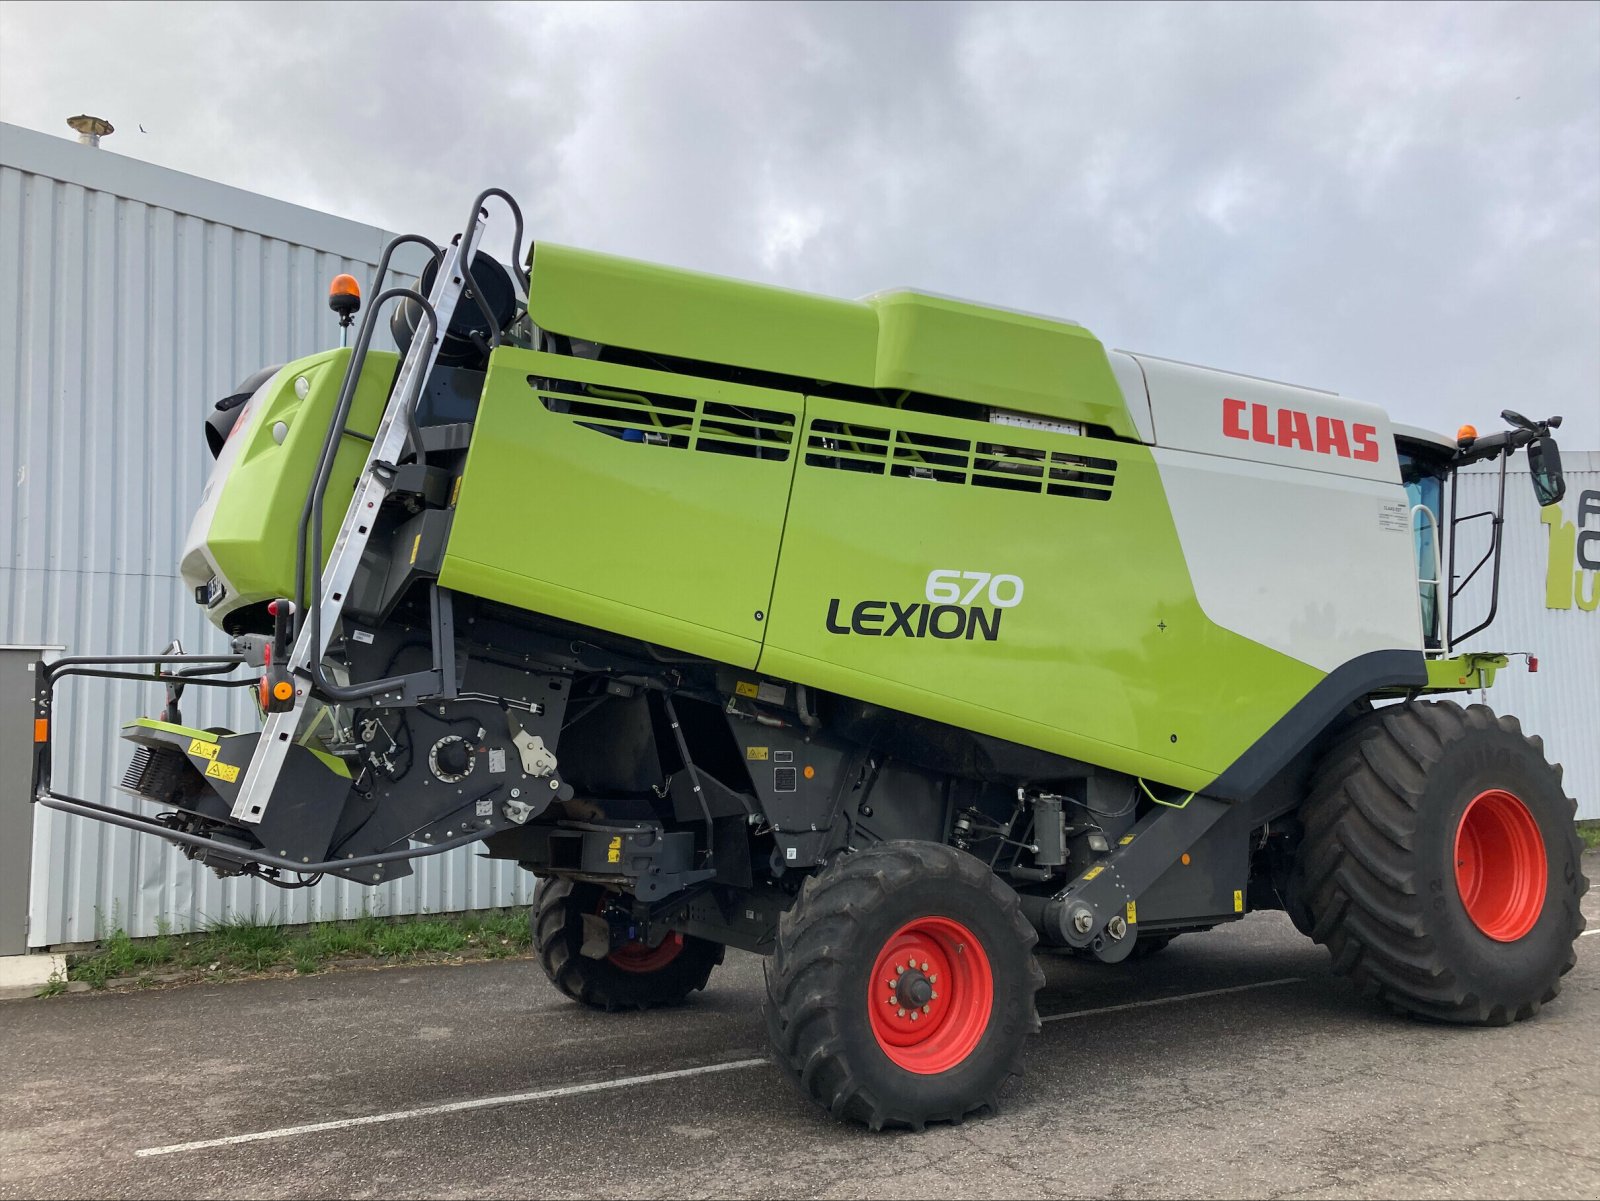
[2,120,1593,952]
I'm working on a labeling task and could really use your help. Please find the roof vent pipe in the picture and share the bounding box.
[66,115,113,147]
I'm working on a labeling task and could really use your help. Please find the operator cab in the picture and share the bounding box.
[1395,414,1566,655]
[1394,424,1455,651]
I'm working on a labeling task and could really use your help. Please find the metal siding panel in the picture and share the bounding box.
[1456,453,1599,821]
[0,135,524,946]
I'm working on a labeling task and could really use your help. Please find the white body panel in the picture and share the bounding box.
[1133,354,1423,671]
[1134,352,1396,483]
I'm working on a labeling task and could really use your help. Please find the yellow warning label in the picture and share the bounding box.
[607,835,622,864]
[746,746,769,761]
[204,760,240,783]
[448,476,462,507]
[188,738,219,761]
[1118,834,1134,846]
[1126,901,1137,923]
[1233,889,1244,913]
[1083,865,1105,881]
[735,680,759,699]
[409,533,422,566]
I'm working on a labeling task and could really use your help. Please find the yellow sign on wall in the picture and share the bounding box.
[1542,491,1600,612]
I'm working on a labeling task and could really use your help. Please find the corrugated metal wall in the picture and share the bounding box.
[1455,451,1599,820]
[1,123,536,945]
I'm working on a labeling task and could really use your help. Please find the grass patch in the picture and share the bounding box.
[57,908,533,991]
[1578,820,1600,852]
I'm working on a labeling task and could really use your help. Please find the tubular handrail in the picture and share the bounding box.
[1409,501,1446,652]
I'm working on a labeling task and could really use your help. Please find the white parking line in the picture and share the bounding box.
[1041,976,1303,1022]
[134,975,1306,1158]
[134,1058,769,1158]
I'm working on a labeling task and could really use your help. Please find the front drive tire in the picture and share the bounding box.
[532,879,724,1012]
[763,841,1044,1131]
[1299,700,1587,1024]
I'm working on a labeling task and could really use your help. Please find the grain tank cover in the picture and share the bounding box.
[525,243,1138,439]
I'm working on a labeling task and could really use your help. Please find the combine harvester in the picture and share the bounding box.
[32,191,1586,1129]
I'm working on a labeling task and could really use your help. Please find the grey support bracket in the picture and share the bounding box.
[1046,794,1233,960]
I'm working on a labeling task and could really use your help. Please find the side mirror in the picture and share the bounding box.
[1527,436,1565,507]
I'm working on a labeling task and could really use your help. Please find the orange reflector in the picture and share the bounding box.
[272,680,294,702]
[1180,853,1191,865]
[34,718,48,743]
[803,765,815,780]
[329,273,361,299]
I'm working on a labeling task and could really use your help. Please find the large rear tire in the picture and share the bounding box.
[763,842,1043,1130]
[1298,700,1587,1024]
[532,879,723,1012]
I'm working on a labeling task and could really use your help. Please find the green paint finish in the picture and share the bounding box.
[1408,653,1508,693]
[204,349,397,610]
[440,348,807,668]
[528,243,878,389]
[526,244,1137,437]
[123,718,215,742]
[758,395,1323,786]
[304,745,352,778]
[867,289,1132,435]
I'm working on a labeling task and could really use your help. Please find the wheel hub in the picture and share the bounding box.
[894,966,934,1008]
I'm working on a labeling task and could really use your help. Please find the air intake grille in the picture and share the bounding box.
[531,376,796,462]
[804,419,1116,501]
[120,744,190,802]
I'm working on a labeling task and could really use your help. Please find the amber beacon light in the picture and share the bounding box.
[329,274,362,344]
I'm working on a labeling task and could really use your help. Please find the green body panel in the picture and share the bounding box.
[444,352,1321,788]
[440,348,806,669]
[204,349,396,607]
[1418,653,1507,692]
[189,251,1421,792]
[527,244,1137,438]
[759,396,1321,788]
[123,718,215,742]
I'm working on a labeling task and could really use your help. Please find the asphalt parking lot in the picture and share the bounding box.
[2,862,1596,1201]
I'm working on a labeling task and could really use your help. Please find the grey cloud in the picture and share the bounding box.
[2,0,1595,442]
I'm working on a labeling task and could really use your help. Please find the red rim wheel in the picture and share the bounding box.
[607,931,685,974]
[594,894,686,974]
[867,917,994,1074]
[1455,788,1548,942]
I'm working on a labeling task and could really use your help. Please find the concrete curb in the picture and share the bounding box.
[0,953,67,1001]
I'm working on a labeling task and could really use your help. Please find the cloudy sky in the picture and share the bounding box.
[3,0,1597,445]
